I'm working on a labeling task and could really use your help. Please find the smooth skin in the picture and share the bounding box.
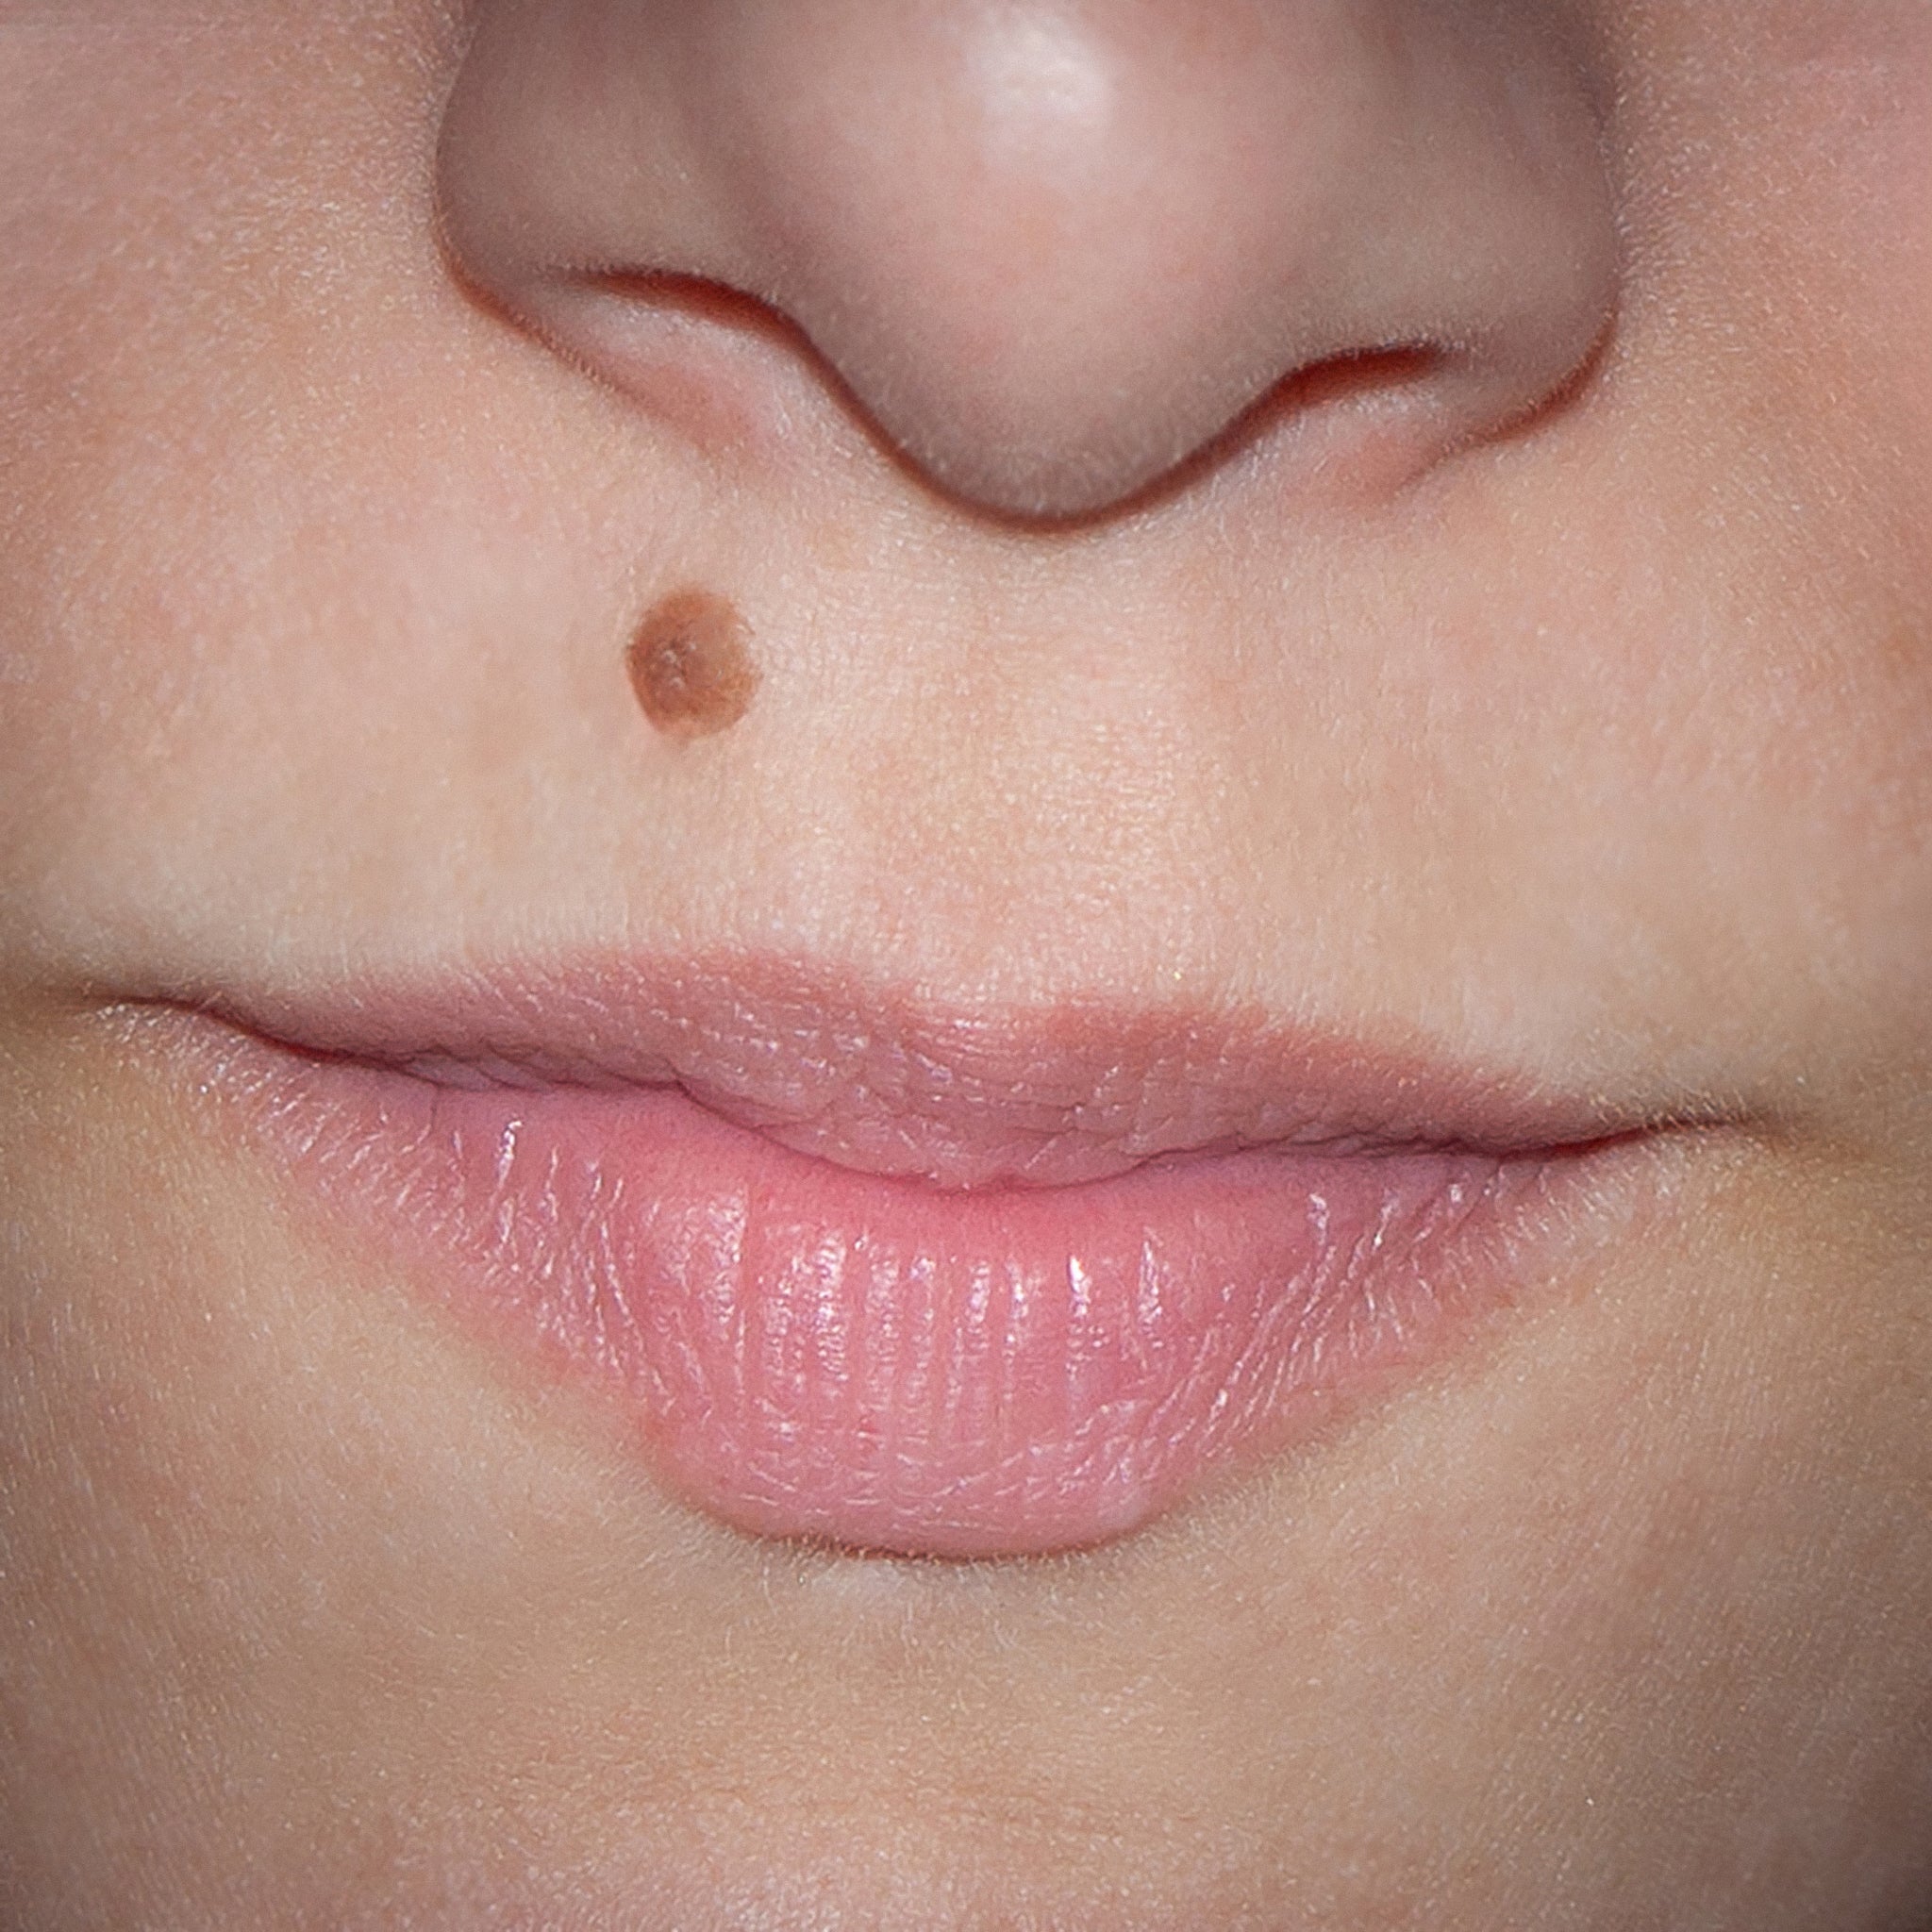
[2,2,1930,1926]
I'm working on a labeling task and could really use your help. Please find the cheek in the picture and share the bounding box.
[1469,7,1932,1100]
[0,7,442,958]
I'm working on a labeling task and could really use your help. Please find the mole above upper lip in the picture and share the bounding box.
[628,588,758,740]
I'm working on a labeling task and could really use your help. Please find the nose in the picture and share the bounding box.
[439,0,1617,520]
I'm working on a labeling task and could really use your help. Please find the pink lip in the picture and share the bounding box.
[143,958,1668,1558]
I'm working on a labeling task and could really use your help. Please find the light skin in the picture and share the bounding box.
[2,1,1930,1925]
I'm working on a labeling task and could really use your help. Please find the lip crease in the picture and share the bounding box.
[137,955,1671,1559]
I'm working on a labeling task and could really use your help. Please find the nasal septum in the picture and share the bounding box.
[437,0,1620,521]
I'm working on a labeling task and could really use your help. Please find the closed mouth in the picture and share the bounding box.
[130,953,1698,1560]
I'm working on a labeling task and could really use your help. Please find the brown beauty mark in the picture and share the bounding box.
[627,589,759,740]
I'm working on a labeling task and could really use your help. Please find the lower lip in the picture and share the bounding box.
[171,1021,1629,1559]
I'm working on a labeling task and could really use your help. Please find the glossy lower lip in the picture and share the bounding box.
[140,967,1669,1559]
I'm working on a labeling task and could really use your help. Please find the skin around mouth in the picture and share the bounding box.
[131,965,1674,1559]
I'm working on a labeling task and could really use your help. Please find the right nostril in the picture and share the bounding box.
[575,271,805,353]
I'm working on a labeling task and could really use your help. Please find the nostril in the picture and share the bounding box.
[1222,332,1606,472]
[1282,345,1450,411]
[574,270,806,352]
[483,265,1578,528]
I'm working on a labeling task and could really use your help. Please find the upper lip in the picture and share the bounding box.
[144,951,1697,1190]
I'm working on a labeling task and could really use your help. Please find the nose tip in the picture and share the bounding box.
[440,0,1619,520]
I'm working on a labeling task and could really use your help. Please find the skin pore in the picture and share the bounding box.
[1,1,1930,1927]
